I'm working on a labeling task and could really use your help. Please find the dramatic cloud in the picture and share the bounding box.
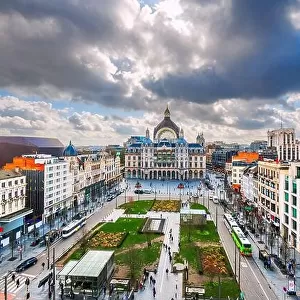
[1,0,300,143]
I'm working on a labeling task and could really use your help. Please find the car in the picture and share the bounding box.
[212,196,219,204]
[16,257,38,272]
[30,239,40,247]
[107,196,114,202]
[134,189,144,194]
[143,189,152,194]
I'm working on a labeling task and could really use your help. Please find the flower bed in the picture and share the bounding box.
[201,246,228,275]
[151,200,180,212]
[89,231,127,248]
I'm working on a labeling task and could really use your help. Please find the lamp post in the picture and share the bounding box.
[135,181,142,202]
[177,183,184,203]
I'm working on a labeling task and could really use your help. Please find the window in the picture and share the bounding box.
[285,215,289,225]
[14,180,18,185]
[1,182,5,188]
[2,195,5,201]
[8,181,12,187]
[285,204,289,213]
[293,182,297,194]
[292,208,297,218]
[20,179,24,184]
[292,195,297,206]
[285,192,289,202]
[15,191,18,197]
[292,220,297,230]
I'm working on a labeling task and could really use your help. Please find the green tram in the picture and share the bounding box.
[231,226,252,256]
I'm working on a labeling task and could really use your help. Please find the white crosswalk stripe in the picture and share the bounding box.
[0,273,35,294]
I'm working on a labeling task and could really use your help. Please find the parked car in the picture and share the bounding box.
[143,189,152,194]
[16,257,38,272]
[30,238,40,247]
[134,189,144,194]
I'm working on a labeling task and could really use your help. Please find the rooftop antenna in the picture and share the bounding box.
[280,114,283,129]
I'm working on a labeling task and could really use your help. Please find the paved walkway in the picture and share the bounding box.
[133,212,183,300]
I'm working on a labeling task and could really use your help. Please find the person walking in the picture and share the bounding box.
[42,262,45,270]
[11,273,15,282]
[153,287,156,298]
[166,268,169,276]
[16,278,20,288]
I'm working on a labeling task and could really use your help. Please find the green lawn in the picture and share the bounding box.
[116,242,161,266]
[190,203,208,213]
[119,200,154,214]
[204,278,240,298]
[180,221,220,243]
[101,217,144,232]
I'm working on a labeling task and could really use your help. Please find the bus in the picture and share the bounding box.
[232,226,252,256]
[223,213,239,232]
[62,217,86,238]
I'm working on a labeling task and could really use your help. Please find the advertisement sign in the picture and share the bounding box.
[287,278,296,295]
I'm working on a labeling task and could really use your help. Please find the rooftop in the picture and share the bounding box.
[68,250,114,278]
[0,169,24,180]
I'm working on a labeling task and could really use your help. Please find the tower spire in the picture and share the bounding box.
[164,104,170,118]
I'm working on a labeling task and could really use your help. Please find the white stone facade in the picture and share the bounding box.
[0,170,26,217]
[267,128,300,161]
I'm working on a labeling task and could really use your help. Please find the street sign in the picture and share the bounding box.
[244,206,254,211]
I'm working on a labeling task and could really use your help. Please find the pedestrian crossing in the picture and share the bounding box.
[0,273,35,295]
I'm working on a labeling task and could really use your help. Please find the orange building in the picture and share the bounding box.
[232,151,259,164]
[231,152,259,191]
[3,156,45,171]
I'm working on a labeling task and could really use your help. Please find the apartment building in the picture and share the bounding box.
[4,155,72,224]
[279,162,300,251]
[0,169,32,250]
[267,128,300,161]
[257,160,289,234]
[231,152,259,192]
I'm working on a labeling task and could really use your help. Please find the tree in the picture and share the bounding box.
[124,249,142,281]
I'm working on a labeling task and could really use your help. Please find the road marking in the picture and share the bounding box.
[241,262,248,268]
[245,258,271,300]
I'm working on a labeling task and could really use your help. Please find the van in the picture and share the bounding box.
[213,196,219,204]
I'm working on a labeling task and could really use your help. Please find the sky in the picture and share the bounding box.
[1,0,300,146]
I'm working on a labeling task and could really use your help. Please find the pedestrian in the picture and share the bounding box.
[153,287,156,298]
[171,236,174,242]
[152,278,156,285]
[16,278,20,288]
[166,268,169,276]
[168,246,170,252]
[169,255,172,263]
[150,275,153,284]
[11,273,15,282]
[42,262,45,270]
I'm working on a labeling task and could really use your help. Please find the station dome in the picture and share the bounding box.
[63,140,78,157]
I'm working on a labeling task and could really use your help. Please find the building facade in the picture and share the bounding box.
[257,160,289,235]
[125,106,206,180]
[267,128,300,161]
[0,169,32,254]
[231,152,259,191]
[279,162,300,250]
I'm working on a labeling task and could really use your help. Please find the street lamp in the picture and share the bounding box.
[177,183,184,202]
[135,181,142,201]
